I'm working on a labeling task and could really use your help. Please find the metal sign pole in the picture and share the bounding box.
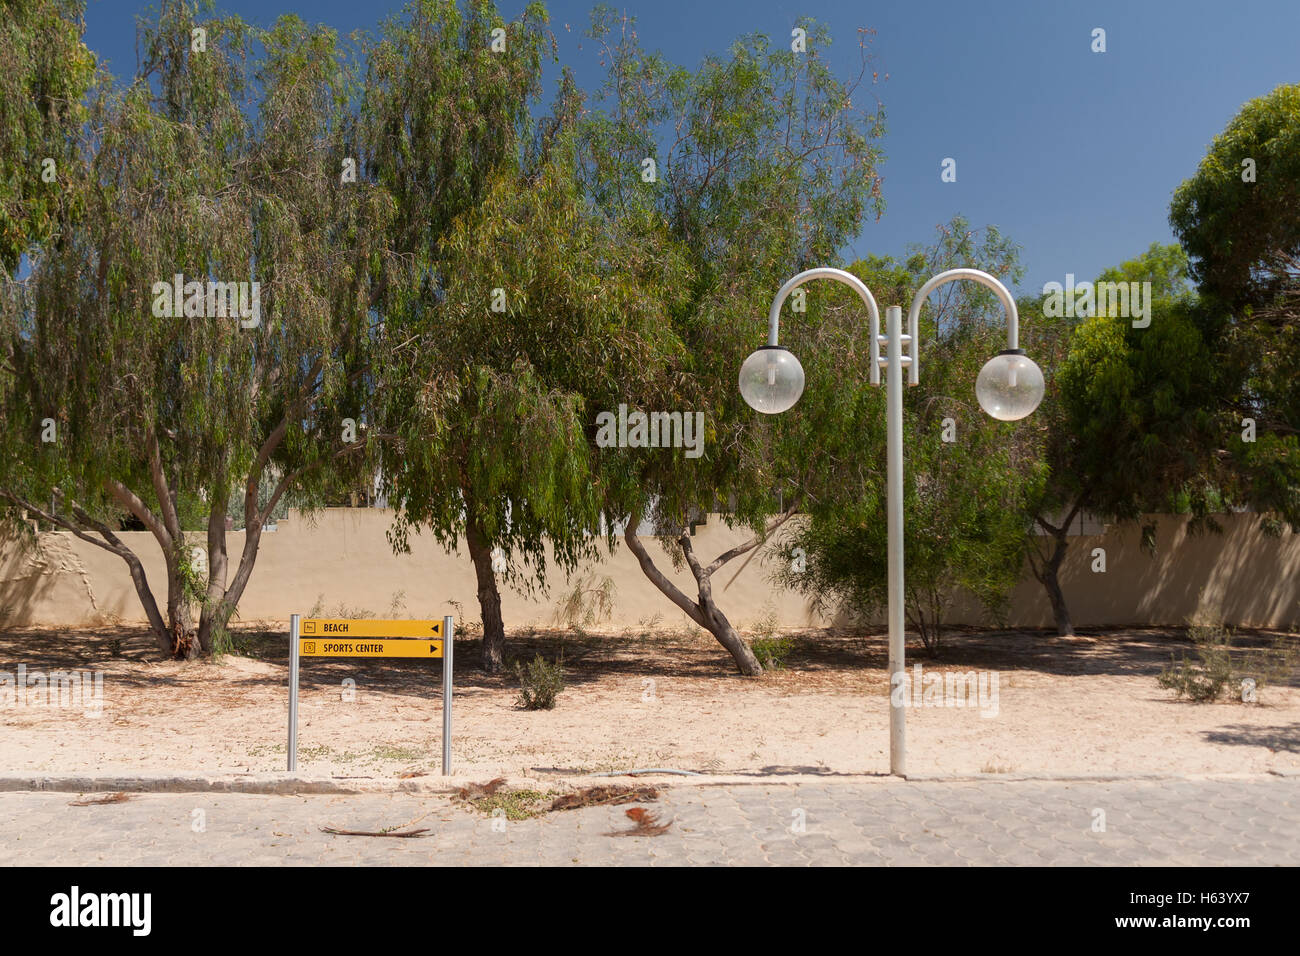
[288,613,300,772]
[442,615,454,775]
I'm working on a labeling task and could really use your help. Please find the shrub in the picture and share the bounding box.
[515,654,564,710]
[1158,624,1297,703]
[1158,625,1234,701]
[751,635,795,670]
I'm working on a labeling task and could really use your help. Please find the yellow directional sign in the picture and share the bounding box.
[299,638,444,658]
[300,618,443,638]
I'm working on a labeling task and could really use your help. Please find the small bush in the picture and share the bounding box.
[448,600,482,638]
[1158,624,1296,703]
[1158,628,1233,701]
[210,625,235,661]
[751,634,795,670]
[515,654,564,710]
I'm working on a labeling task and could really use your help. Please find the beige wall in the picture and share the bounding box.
[1,508,1296,630]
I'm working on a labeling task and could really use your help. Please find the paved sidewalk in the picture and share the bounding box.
[2,778,1296,865]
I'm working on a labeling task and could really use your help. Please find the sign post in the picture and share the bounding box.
[441,614,453,775]
[288,613,300,772]
[286,615,453,775]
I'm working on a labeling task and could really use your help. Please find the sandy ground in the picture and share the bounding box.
[1,623,1297,780]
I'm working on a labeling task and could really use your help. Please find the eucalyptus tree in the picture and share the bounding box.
[1,2,387,657]
[362,0,686,672]
[576,10,887,674]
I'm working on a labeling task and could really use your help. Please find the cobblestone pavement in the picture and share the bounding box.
[2,778,1297,865]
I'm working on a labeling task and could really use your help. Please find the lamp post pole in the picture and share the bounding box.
[741,267,1040,778]
[884,303,907,775]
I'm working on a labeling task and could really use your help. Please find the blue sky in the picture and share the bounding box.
[81,0,1300,295]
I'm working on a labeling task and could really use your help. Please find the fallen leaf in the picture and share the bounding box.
[454,777,506,801]
[606,806,671,837]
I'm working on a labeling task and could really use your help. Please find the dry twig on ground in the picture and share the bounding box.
[550,785,659,811]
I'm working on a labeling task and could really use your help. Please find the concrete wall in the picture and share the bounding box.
[1,508,1296,630]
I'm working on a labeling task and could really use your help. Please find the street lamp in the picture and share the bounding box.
[739,266,1042,776]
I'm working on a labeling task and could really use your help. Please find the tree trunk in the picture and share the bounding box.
[144,431,198,659]
[164,544,199,659]
[1031,508,1078,637]
[465,516,506,674]
[622,517,763,676]
[1039,539,1073,636]
[197,484,230,654]
[699,599,762,676]
[120,548,172,655]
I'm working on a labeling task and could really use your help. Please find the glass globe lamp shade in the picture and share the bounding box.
[976,350,1044,421]
[739,345,805,414]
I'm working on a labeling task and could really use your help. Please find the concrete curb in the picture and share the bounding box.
[899,770,1300,783]
[0,774,464,795]
[0,768,1295,795]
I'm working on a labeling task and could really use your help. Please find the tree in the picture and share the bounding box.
[1,2,386,657]
[577,10,887,674]
[1170,84,1300,530]
[364,0,686,672]
[1023,244,1220,635]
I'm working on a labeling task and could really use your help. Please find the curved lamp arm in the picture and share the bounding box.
[766,267,884,385]
[905,268,1020,385]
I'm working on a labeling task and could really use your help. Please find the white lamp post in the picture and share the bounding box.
[739,267,1043,776]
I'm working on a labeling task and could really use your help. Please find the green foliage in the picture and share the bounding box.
[1169,85,1300,529]
[1158,624,1295,703]
[577,7,888,543]
[366,5,691,669]
[1170,85,1300,308]
[514,653,564,710]
[1158,624,1235,701]
[175,544,207,607]
[1021,243,1229,636]
[1036,245,1220,521]
[209,624,234,660]
[462,788,550,820]
[0,0,96,274]
[553,573,616,630]
[1056,297,1220,525]
[750,634,794,670]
